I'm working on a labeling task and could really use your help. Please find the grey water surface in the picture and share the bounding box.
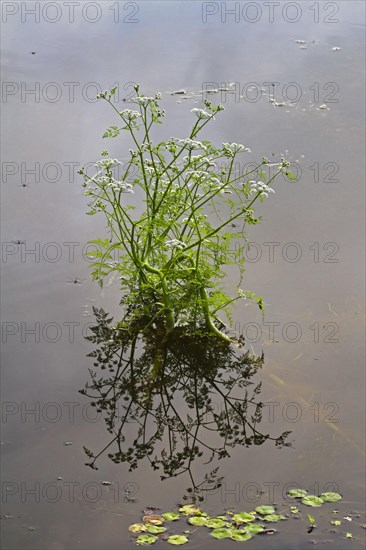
[1,1,365,549]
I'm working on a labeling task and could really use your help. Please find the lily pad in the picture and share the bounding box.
[243,523,265,534]
[210,528,233,539]
[320,492,342,502]
[255,506,276,516]
[167,535,189,545]
[232,512,256,524]
[206,518,226,529]
[263,514,286,522]
[147,525,166,534]
[331,520,342,526]
[136,534,158,546]
[162,512,180,521]
[143,515,165,525]
[301,496,324,507]
[129,523,147,533]
[179,504,201,516]
[188,516,207,526]
[230,530,252,541]
[288,489,308,498]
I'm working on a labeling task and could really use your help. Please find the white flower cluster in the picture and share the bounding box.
[131,96,154,106]
[222,143,251,156]
[119,109,142,121]
[249,180,275,198]
[191,108,213,119]
[94,158,122,170]
[107,181,134,193]
[171,138,207,151]
[164,239,187,250]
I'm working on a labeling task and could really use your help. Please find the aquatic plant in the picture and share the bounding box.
[80,85,294,344]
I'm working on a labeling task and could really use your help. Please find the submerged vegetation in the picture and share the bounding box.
[80,85,295,345]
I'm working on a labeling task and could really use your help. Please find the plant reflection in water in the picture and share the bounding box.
[80,307,291,501]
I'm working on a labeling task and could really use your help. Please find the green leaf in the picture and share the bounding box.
[188,516,207,526]
[345,532,353,538]
[288,489,308,498]
[128,523,147,533]
[242,523,265,534]
[167,535,189,545]
[255,505,276,516]
[162,512,180,521]
[331,520,342,526]
[308,514,315,526]
[230,530,252,541]
[206,518,226,529]
[136,534,158,545]
[210,528,233,539]
[232,512,256,524]
[301,496,324,507]
[147,525,166,534]
[263,514,286,522]
[179,504,201,516]
[319,492,342,502]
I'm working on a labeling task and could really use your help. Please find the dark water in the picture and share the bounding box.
[1,1,365,548]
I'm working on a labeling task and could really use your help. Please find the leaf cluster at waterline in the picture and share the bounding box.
[128,492,347,545]
[80,308,291,497]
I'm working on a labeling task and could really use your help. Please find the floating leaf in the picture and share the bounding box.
[308,514,315,526]
[206,518,226,529]
[301,496,324,508]
[288,489,308,498]
[143,515,165,525]
[320,492,342,502]
[188,516,207,526]
[162,512,180,521]
[331,520,342,526]
[345,532,353,538]
[232,512,256,524]
[129,523,147,533]
[179,505,201,516]
[167,535,189,545]
[263,514,286,522]
[243,523,265,534]
[210,528,233,539]
[230,530,252,541]
[290,507,299,514]
[147,525,166,534]
[255,506,276,516]
[136,534,158,546]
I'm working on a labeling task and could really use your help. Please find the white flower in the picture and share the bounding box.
[94,158,122,169]
[119,109,142,121]
[191,108,213,119]
[222,143,251,157]
[164,239,186,250]
[173,138,207,151]
[131,96,154,106]
[107,179,134,193]
[249,181,275,197]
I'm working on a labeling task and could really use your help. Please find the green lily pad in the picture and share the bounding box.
[230,530,252,541]
[129,523,147,534]
[263,514,287,522]
[179,504,201,516]
[301,496,324,507]
[136,534,158,546]
[147,525,166,534]
[288,489,308,498]
[320,492,342,502]
[162,512,180,521]
[167,535,189,545]
[331,520,342,526]
[243,523,265,534]
[188,516,207,526]
[210,528,233,539]
[232,512,256,524]
[255,506,276,516]
[206,518,226,529]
